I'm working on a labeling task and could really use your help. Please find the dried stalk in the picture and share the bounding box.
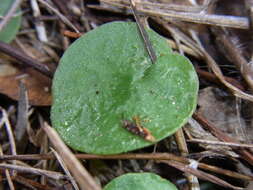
[160,160,244,190]
[99,0,249,29]
[175,128,200,190]
[188,139,253,148]
[37,0,79,33]
[0,146,15,190]
[42,122,101,190]
[0,163,66,180]
[51,148,79,190]
[1,153,252,181]
[0,108,17,176]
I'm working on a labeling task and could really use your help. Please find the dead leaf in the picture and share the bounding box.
[197,87,252,143]
[0,62,51,106]
[186,118,239,158]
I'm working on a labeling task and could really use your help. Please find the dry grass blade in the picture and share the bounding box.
[188,139,253,148]
[100,0,249,29]
[106,0,206,13]
[135,1,206,13]
[42,122,101,190]
[0,163,66,180]
[37,0,80,33]
[160,160,244,190]
[51,148,80,190]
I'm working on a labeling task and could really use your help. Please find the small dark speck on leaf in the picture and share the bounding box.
[96,90,99,95]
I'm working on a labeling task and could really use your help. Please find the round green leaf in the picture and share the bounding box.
[0,0,21,43]
[103,173,178,190]
[51,21,198,154]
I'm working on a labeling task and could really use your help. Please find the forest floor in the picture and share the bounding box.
[0,0,253,190]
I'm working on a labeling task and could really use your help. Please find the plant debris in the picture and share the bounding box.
[0,0,253,190]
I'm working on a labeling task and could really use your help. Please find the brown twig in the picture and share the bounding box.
[160,160,244,190]
[13,175,54,190]
[196,68,245,91]
[1,153,252,181]
[0,41,53,78]
[187,138,253,148]
[198,162,253,181]
[0,163,66,180]
[0,152,188,163]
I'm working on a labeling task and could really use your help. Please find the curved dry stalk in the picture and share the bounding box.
[155,20,253,102]
[212,27,253,91]
[200,44,253,101]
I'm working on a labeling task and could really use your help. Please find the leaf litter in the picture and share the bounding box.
[0,0,253,190]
